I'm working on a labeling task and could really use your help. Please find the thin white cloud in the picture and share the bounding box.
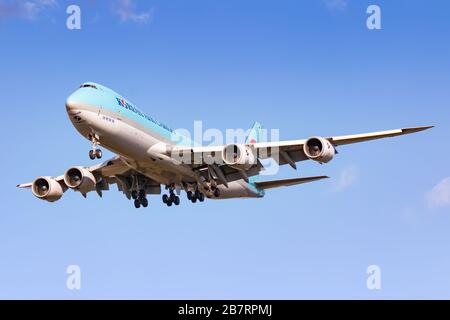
[426,177,450,209]
[323,0,348,11]
[113,0,154,24]
[0,0,57,20]
[334,166,359,191]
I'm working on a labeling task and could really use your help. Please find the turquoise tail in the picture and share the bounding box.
[246,121,263,144]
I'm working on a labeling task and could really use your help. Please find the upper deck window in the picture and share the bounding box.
[80,84,97,89]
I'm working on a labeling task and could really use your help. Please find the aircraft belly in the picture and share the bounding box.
[214,180,261,199]
[96,118,196,186]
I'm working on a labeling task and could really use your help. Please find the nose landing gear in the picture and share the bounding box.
[88,134,102,160]
[89,149,102,160]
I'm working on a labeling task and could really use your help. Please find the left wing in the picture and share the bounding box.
[244,125,432,162]
[174,125,433,178]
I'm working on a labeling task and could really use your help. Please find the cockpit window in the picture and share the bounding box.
[79,84,97,89]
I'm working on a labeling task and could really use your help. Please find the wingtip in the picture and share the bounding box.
[17,183,32,188]
[402,125,434,134]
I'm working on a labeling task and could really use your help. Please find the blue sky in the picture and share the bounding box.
[0,0,449,299]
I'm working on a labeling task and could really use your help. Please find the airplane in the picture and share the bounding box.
[17,82,433,208]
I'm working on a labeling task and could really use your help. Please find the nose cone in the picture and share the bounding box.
[66,83,103,113]
[66,90,81,113]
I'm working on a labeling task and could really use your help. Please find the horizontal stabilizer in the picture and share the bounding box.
[254,175,329,190]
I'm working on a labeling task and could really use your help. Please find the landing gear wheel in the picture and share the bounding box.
[187,191,193,200]
[167,201,173,207]
[170,193,176,202]
[191,197,197,203]
[198,192,205,202]
[131,191,138,200]
[95,149,102,159]
[213,188,220,198]
[174,196,180,206]
[134,199,141,208]
[162,194,169,204]
[140,197,148,208]
[89,150,96,160]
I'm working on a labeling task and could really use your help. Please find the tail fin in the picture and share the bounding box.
[246,121,263,144]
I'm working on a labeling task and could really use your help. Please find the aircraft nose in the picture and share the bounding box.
[66,91,80,113]
[66,99,75,112]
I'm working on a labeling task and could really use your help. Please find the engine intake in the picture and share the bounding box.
[303,136,335,163]
[32,177,64,202]
[64,167,97,194]
[222,144,257,170]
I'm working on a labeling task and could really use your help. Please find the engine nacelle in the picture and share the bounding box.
[64,167,97,194]
[32,177,64,202]
[303,136,335,163]
[222,144,257,170]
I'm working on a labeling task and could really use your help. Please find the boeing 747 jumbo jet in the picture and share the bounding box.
[17,83,433,208]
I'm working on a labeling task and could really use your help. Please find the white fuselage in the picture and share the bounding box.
[65,93,261,199]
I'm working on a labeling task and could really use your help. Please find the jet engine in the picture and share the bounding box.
[64,167,97,194]
[303,136,335,163]
[32,177,64,202]
[222,144,257,170]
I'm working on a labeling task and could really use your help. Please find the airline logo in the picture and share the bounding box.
[117,98,130,109]
[115,97,173,133]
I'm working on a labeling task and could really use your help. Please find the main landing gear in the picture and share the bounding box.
[162,189,180,207]
[132,189,148,209]
[88,134,102,160]
[187,190,205,203]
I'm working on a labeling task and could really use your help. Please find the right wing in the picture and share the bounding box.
[17,156,130,188]
[17,156,160,200]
